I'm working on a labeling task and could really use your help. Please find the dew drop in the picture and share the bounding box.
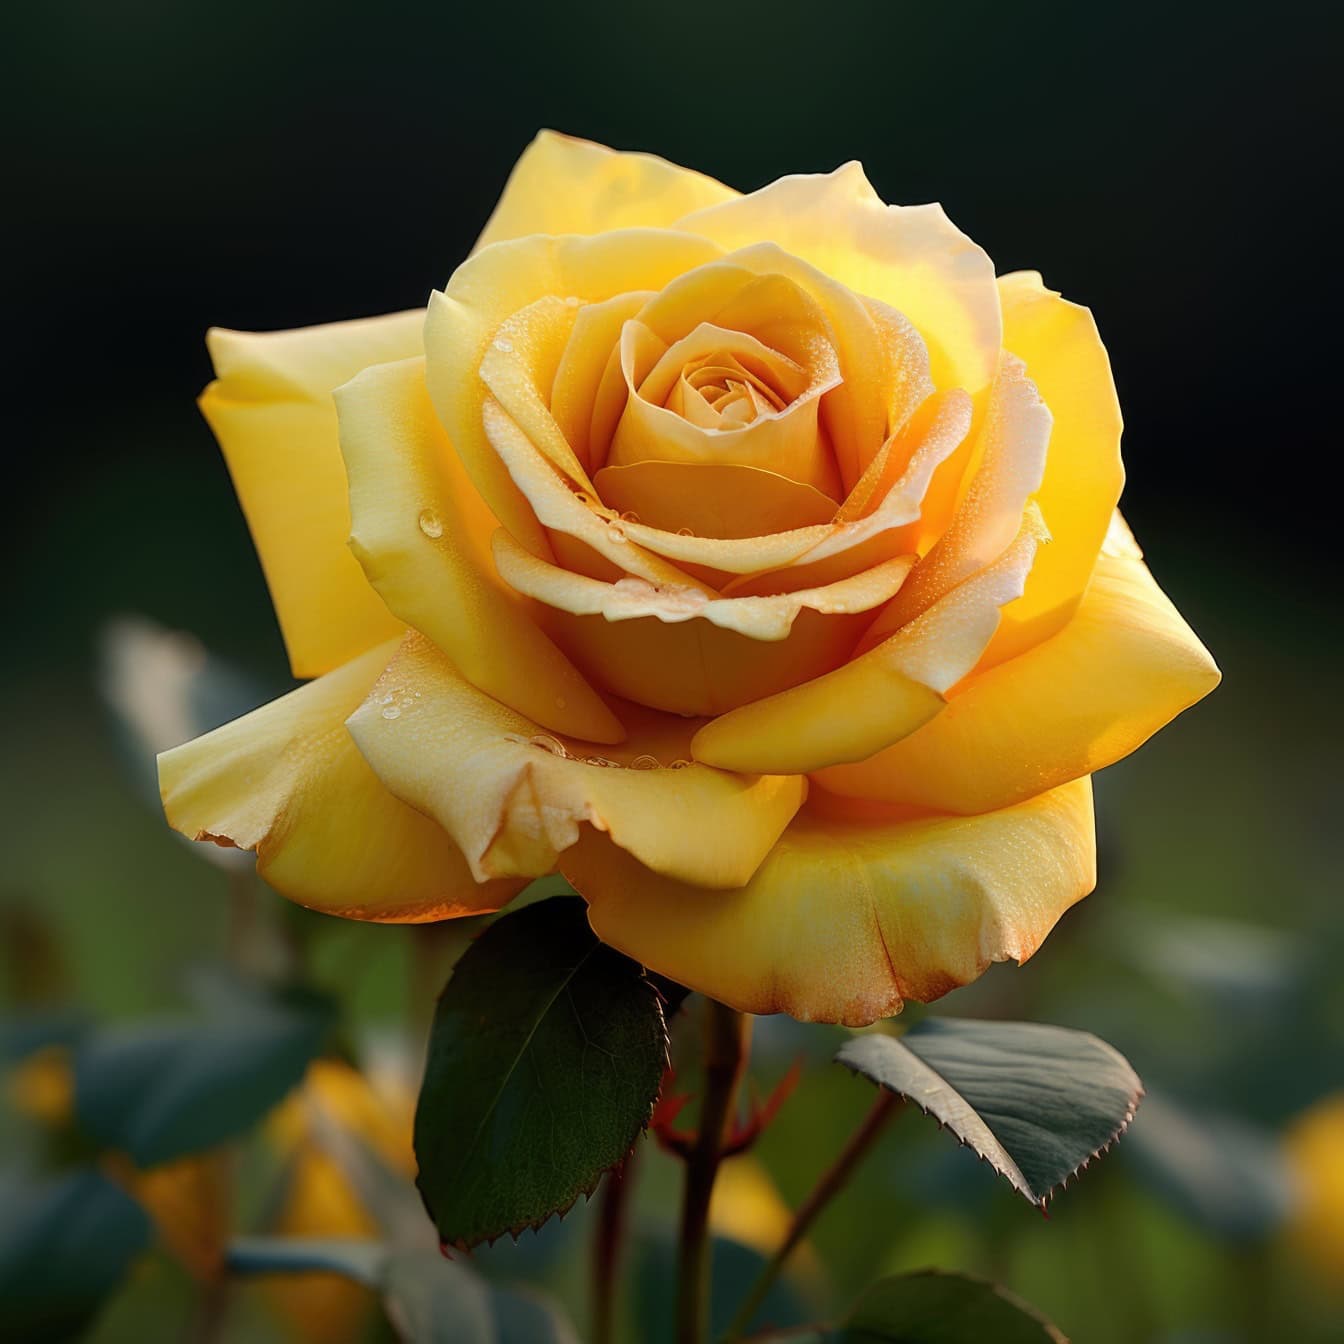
[564,295,582,307]
[492,337,514,353]
[676,526,695,537]
[418,509,444,539]
[381,706,401,721]
[555,696,567,710]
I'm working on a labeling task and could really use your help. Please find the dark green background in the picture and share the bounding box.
[5,2,1341,1340]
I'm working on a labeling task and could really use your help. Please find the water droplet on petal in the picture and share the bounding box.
[492,337,514,353]
[381,706,401,721]
[555,696,567,710]
[564,295,582,307]
[418,509,443,539]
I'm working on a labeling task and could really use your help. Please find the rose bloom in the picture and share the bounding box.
[160,133,1218,1025]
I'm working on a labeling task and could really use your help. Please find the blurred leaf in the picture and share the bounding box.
[1106,908,1309,1016]
[489,1283,582,1344]
[73,984,333,1164]
[415,897,666,1248]
[97,615,274,870]
[0,1008,87,1065]
[840,1269,1066,1342]
[634,1226,810,1343]
[229,1240,579,1343]
[1123,1088,1296,1242]
[227,1235,389,1284]
[0,1167,153,1341]
[837,1019,1141,1206]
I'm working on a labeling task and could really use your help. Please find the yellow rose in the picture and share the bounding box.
[1284,1094,1344,1289]
[160,132,1218,1024]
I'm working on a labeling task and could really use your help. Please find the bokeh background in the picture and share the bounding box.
[5,1,1341,1341]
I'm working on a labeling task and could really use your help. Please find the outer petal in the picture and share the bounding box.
[816,552,1221,814]
[678,165,1000,397]
[567,778,1096,1026]
[337,356,623,743]
[979,271,1125,666]
[690,508,1047,774]
[475,131,738,250]
[158,640,518,920]
[199,314,419,677]
[347,633,807,889]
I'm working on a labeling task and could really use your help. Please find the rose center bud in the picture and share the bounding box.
[589,297,846,541]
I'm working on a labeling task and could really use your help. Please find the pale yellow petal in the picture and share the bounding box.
[977,271,1125,666]
[679,166,1000,397]
[691,508,1047,774]
[568,778,1096,1025]
[857,354,1051,646]
[158,641,519,920]
[493,528,915,641]
[475,131,737,250]
[336,357,624,744]
[346,634,806,889]
[199,313,421,677]
[816,552,1221,813]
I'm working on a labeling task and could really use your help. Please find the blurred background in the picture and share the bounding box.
[5,1,1340,1340]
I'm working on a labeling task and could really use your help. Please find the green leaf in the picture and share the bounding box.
[384,1251,581,1344]
[415,896,666,1248]
[227,1236,389,1285]
[73,983,333,1165]
[836,1018,1141,1206]
[227,1240,579,1344]
[840,1270,1067,1342]
[0,1168,153,1342]
[1123,1088,1295,1242]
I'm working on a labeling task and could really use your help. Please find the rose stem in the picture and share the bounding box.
[676,998,751,1344]
[721,1091,902,1342]
[592,1146,638,1344]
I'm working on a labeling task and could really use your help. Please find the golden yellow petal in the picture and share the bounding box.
[691,508,1047,774]
[977,271,1126,666]
[551,290,654,471]
[346,633,806,889]
[158,640,519,920]
[426,230,723,549]
[593,461,838,539]
[815,552,1221,813]
[678,166,1000,398]
[475,131,737,250]
[568,778,1096,1026]
[199,313,420,678]
[337,357,624,744]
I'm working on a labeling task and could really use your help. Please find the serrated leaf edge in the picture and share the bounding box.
[837,1030,1144,1209]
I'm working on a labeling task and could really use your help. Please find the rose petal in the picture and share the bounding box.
[198,313,419,677]
[567,777,1095,1026]
[159,640,519,921]
[346,633,806,889]
[678,165,1000,398]
[493,527,915,640]
[976,271,1125,666]
[425,229,724,548]
[815,551,1221,813]
[593,461,838,539]
[690,508,1047,774]
[861,353,1051,643]
[337,357,624,744]
[475,131,737,250]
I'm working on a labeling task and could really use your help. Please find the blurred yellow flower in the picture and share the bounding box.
[1285,1093,1344,1289]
